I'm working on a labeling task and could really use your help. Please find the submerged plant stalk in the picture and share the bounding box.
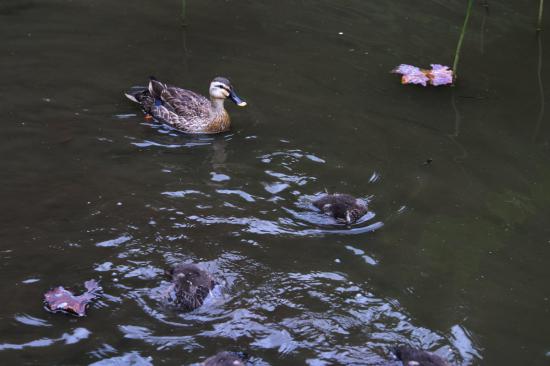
[537,0,544,32]
[452,0,475,80]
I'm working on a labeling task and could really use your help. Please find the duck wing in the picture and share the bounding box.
[149,79,210,121]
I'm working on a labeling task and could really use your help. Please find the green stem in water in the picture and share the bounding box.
[452,0,475,80]
[537,0,544,32]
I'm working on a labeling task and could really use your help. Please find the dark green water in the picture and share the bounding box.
[1,0,549,364]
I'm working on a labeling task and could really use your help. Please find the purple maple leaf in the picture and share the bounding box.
[44,280,101,317]
[392,64,429,86]
[393,64,454,87]
[429,64,454,86]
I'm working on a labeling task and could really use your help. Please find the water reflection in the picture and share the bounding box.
[450,325,482,365]
[210,138,228,169]
[82,238,478,364]
[449,91,468,162]
[533,33,546,141]
[0,328,90,351]
[89,352,153,366]
[14,314,51,328]
[151,144,385,236]
[194,269,473,365]
[479,0,489,54]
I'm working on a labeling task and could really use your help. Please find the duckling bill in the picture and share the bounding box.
[165,263,216,311]
[313,193,368,224]
[125,76,247,134]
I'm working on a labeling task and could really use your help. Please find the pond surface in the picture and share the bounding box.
[1,0,549,365]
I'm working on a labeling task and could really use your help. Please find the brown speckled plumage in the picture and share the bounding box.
[165,263,216,312]
[313,193,368,224]
[125,76,245,134]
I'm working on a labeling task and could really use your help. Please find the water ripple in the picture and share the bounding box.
[14,314,51,327]
[119,325,199,351]
[90,352,153,366]
[216,189,257,202]
[0,328,90,351]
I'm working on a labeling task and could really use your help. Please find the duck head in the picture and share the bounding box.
[325,203,356,225]
[317,196,368,225]
[209,77,247,107]
[202,351,247,366]
[165,263,216,311]
[168,264,206,292]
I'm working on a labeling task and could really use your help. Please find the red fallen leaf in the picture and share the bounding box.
[44,280,101,317]
[144,114,154,121]
[392,64,454,86]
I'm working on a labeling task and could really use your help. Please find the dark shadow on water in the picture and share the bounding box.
[448,90,468,162]
[479,0,490,54]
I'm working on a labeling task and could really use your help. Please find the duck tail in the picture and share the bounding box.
[124,85,147,101]
[124,76,159,104]
[148,77,167,98]
[124,85,155,115]
[124,92,141,103]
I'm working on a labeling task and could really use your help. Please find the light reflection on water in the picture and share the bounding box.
[152,145,385,237]
[0,134,481,364]
[49,138,475,365]
[0,328,91,351]
[119,262,471,365]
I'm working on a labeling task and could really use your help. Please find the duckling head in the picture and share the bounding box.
[209,77,247,107]
[170,264,206,291]
[320,200,367,225]
[202,351,247,366]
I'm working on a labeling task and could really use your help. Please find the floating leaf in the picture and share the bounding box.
[392,64,430,86]
[429,64,454,86]
[44,280,101,317]
[392,64,454,86]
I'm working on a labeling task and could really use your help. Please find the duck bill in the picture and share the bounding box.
[229,89,247,107]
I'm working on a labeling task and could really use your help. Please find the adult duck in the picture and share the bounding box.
[125,76,247,134]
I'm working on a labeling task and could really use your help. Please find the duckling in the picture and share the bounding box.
[313,193,368,224]
[165,263,216,311]
[202,352,246,366]
[394,346,450,366]
[125,76,247,134]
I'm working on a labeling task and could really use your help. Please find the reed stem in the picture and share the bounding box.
[537,0,544,32]
[452,0,475,80]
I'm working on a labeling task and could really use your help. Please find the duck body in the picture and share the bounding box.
[394,346,450,366]
[202,352,246,366]
[125,77,246,134]
[313,193,368,224]
[165,263,216,311]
